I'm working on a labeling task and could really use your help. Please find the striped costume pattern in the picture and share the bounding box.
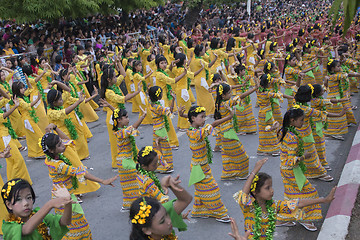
[323,72,349,135]
[114,126,140,209]
[297,105,327,178]
[137,173,169,204]
[267,76,283,125]
[219,99,249,180]
[310,98,331,167]
[278,131,322,222]
[234,190,303,239]
[45,158,92,240]
[256,91,280,153]
[150,103,173,170]
[187,124,228,218]
[284,66,299,109]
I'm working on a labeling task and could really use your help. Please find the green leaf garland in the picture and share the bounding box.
[68,81,84,120]
[52,106,78,140]
[23,96,39,123]
[0,108,17,139]
[286,125,307,173]
[137,165,164,194]
[252,200,276,240]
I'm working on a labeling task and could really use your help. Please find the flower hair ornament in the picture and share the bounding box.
[1,179,21,200]
[260,49,264,56]
[308,84,314,94]
[155,88,162,97]
[113,109,120,119]
[267,63,272,71]
[328,59,334,66]
[193,106,206,113]
[289,43,293,48]
[141,146,153,157]
[292,104,301,109]
[266,74,271,81]
[239,52,245,58]
[311,40,316,45]
[131,198,152,225]
[286,54,291,61]
[250,175,259,192]
[218,84,223,95]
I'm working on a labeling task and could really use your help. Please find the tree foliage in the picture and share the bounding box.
[329,0,360,34]
[0,0,164,23]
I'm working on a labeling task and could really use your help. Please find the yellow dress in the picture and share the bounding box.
[209,48,227,74]
[0,173,8,235]
[47,107,89,160]
[62,140,100,195]
[105,88,126,168]
[173,67,193,129]
[0,112,32,185]
[190,57,215,115]
[137,173,169,204]
[27,76,49,132]
[132,72,153,124]
[0,84,25,138]
[45,156,92,239]
[154,70,179,147]
[71,74,99,110]
[284,66,299,110]
[18,98,44,158]
[69,75,99,123]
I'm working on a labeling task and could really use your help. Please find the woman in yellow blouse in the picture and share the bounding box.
[190,44,218,116]
[154,55,186,148]
[12,82,44,158]
[100,65,141,168]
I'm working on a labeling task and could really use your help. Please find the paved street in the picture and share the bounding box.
[1,87,359,240]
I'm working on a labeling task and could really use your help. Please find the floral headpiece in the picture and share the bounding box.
[289,43,293,48]
[36,58,39,64]
[218,84,223,95]
[267,74,271,81]
[131,198,152,225]
[250,175,259,192]
[141,146,153,157]
[308,84,314,94]
[311,40,316,45]
[267,63,272,71]
[260,49,264,56]
[239,52,245,58]
[286,54,291,61]
[193,106,206,113]
[113,109,120,119]
[1,179,21,200]
[292,104,301,109]
[328,59,334,66]
[155,88,162,97]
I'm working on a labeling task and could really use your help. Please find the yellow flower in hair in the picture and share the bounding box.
[38,138,43,148]
[113,109,120,119]
[267,74,271,80]
[267,63,271,71]
[289,43,293,48]
[328,59,334,66]
[210,74,214,80]
[260,49,264,55]
[250,175,259,192]
[141,146,153,157]
[132,198,152,225]
[308,84,314,94]
[293,104,301,109]
[240,52,245,58]
[218,84,223,95]
[2,180,17,199]
[311,40,315,45]
[194,106,206,113]
[155,88,162,97]
[286,54,291,61]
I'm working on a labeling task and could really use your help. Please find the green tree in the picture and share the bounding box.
[0,0,164,23]
[329,0,360,34]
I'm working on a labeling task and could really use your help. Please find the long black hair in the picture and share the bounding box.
[1,178,36,213]
[40,132,61,159]
[47,89,62,109]
[100,66,116,98]
[282,54,296,78]
[278,108,304,142]
[295,85,312,103]
[11,81,26,99]
[148,86,162,103]
[112,108,127,131]
[214,83,231,120]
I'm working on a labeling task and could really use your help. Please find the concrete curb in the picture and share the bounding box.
[317,124,360,240]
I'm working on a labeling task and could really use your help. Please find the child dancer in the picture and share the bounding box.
[41,131,118,239]
[1,179,72,239]
[112,106,146,211]
[148,86,175,171]
[214,83,255,180]
[277,107,324,231]
[234,158,336,238]
[179,105,234,222]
